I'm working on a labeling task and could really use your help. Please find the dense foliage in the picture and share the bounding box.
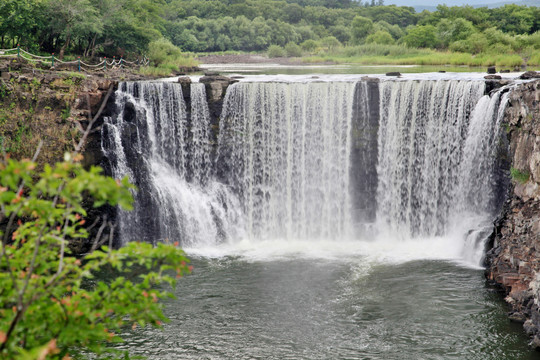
[0,152,192,359]
[1,0,539,63]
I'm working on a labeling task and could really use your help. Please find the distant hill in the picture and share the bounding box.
[386,0,540,11]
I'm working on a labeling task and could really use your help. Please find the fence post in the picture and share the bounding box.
[120,57,123,68]
[17,44,20,60]
[104,57,107,70]
[51,53,55,68]
[78,56,81,72]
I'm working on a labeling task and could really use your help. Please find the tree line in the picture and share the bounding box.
[1,0,539,60]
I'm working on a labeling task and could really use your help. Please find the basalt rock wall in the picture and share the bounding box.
[486,79,540,349]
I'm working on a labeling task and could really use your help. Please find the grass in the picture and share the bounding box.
[511,167,530,184]
[298,43,535,68]
[140,55,199,77]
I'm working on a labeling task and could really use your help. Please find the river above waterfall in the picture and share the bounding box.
[116,246,537,359]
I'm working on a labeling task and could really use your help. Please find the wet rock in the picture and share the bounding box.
[530,335,540,350]
[200,75,238,102]
[486,79,540,346]
[519,71,540,80]
[361,76,380,82]
[501,69,510,73]
[385,72,401,77]
[524,320,538,336]
[203,70,220,76]
[177,76,191,99]
[487,66,496,74]
[485,75,502,80]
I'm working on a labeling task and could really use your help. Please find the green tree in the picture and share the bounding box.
[320,35,341,50]
[437,17,475,48]
[365,30,395,44]
[0,149,191,359]
[285,42,303,56]
[42,0,100,59]
[301,39,319,53]
[401,24,438,48]
[351,16,374,44]
[267,44,286,57]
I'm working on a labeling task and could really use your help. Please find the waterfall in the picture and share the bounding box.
[102,81,242,246]
[102,77,509,264]
[217,81,356,240]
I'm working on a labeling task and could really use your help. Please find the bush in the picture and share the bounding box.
[402,25,439,48]
[365,31,395,45]
[285,42,302,57]
[449,33,488,54]
[0,153,191,359]
[320,36,342,51]
[267,44,286,57]
[301,39,319,53]
[148,38,183,66]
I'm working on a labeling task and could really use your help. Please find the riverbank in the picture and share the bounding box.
[196,45,540,70]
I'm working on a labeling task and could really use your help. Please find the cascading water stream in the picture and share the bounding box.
[217,81,356,241]
[102,81,242,247]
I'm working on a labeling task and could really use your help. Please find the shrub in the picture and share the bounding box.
[320,36,342,51]
[365,31,395,45]
[402,25,439,48]
[285,42,302,57]
[267,44,286,58]
[301,39,319,53]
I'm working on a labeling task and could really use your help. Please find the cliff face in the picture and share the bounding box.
[486,79,540,349]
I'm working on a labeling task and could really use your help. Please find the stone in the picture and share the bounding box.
[361,76,380,82]
[487,66,496,74]
[177,76,191,85]
[177,76,191,98]
[199,75,238,102]
[485,75,502,80]
[519,71,540,80]
[501,69,510,73]
[385,72,401,77]
[529,335,540,350]
[203,70,219,76]
[1,71,9,81]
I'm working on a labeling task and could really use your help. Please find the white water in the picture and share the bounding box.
[103,82,242,246]
[103,77,510,267]
[218,81,356,241]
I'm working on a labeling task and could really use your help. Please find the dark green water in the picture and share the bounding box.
[118,256,537,359]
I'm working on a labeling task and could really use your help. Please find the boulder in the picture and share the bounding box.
[385,72,401,77]
[519,71,540,80]
[487,66,496,74]
[485,75,502,80]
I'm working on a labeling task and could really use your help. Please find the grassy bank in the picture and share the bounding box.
[301,44,539,68]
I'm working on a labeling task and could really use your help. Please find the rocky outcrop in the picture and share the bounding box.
[486,79,540,349]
